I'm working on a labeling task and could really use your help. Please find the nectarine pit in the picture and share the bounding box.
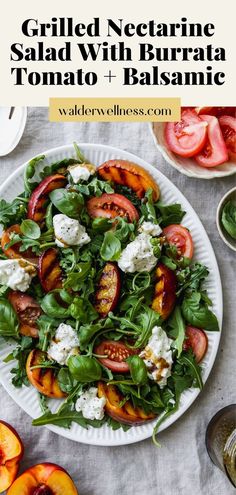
[32,485,53,495]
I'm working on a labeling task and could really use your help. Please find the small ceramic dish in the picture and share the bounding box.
[0,107,27,157]
[216,187,236,252]
[150,122,236,180]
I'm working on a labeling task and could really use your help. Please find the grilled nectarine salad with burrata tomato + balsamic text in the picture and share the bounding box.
[0,144,219,444]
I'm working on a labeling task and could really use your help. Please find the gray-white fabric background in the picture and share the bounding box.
[0,108,235,495]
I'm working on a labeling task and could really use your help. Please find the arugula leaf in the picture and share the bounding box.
[100,232,121,261]
[37,315,57,352]
[182,292,219,331]
[0,299,19,338]
[140,189,157,222]
[76,177,114,197]
[10,337,33,387]
[177,262,209,295]
[24,155,45,194]
[39,158,77,180]
[168,306,186,357]
[32,403,105,429]
[0,198,27,228]
[177,352,203,390]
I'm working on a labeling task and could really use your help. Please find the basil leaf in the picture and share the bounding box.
[221,201,236,240]
[91,218,112,233]
[24,155,45,194]
[182,292,219,331]
[68,355,102,382]
[168,306,185,357]
[21,219,41,239]
[156,202,185,227]
[0,299,19,338]
[57,368,75,393]
[49,189,84,218]
[41,292,70,318]
[127,355,148,385]
[100,232,121,261]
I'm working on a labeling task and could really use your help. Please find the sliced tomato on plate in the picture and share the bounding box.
[163,224,194,259]
[165,109,208,158]
[183,326,208,363]
[151,263,177,320]
[219,116,236,161]
[8,291,42,338]
[87,193,139,222]
[1,224,38,264]
[94,262,121,318]
[195,115,228,167]
[97,160,160,200]
[98,382,156,425]
[95,340,137,373]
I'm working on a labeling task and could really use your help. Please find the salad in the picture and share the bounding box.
[165,106,236,167]
[0,145,219,444]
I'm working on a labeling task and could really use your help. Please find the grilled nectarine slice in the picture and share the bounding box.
[7,463,78,495]
[94,262,121,318]
[27,174,67,224]
[1,224,38,264]
[151,263,177,320]
[97,160,160,200]
[26,350,66,399]
[98,382,155,425]
[0,421,24,493]
[38,248,63,293]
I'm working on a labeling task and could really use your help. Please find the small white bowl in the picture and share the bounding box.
[216,187,236,252]
[0,107,27,157]
[150,122,236,180]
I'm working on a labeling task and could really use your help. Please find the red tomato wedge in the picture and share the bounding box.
[195,115,228,167]
[183,326,208,363]
[8,291,41,338]
[87,193,139,222]
[219,116,236,161]
[165,109,208,158]
[94,262,121,318]
[196,107,236,118]
[163,224,194,259]
[95,340,137,373]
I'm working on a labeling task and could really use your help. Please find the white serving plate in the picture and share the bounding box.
[0,107,27,156]
[150,122,236,179]
[0,143,222,446]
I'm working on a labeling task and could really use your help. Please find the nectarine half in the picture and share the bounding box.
[0,421,24,493]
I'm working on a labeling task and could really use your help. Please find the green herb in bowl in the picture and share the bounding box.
[221,201,236,240]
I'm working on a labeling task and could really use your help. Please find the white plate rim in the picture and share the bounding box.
[0,143,223,446]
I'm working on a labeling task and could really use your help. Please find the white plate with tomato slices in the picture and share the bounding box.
[151,107,236,179]
[0,143,222,446]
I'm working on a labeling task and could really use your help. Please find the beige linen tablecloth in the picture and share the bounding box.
[0,108,235,495]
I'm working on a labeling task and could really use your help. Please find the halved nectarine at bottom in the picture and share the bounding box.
[7,463,78,495]
[0,421,24,493]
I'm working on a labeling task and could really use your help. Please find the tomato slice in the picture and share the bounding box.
[1,225,38,264]
[97,382,156,425]
[219,116,236,161]
[97,160,160,200]
[183,326,208,363]
[196,107,236,118]
[8,291,41,338]
[95,340,136,373]
[87,193,139,222]
[94,262,121,318]
[195,115,228,167]
[165,109,208,158]
[163,224,194,259]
